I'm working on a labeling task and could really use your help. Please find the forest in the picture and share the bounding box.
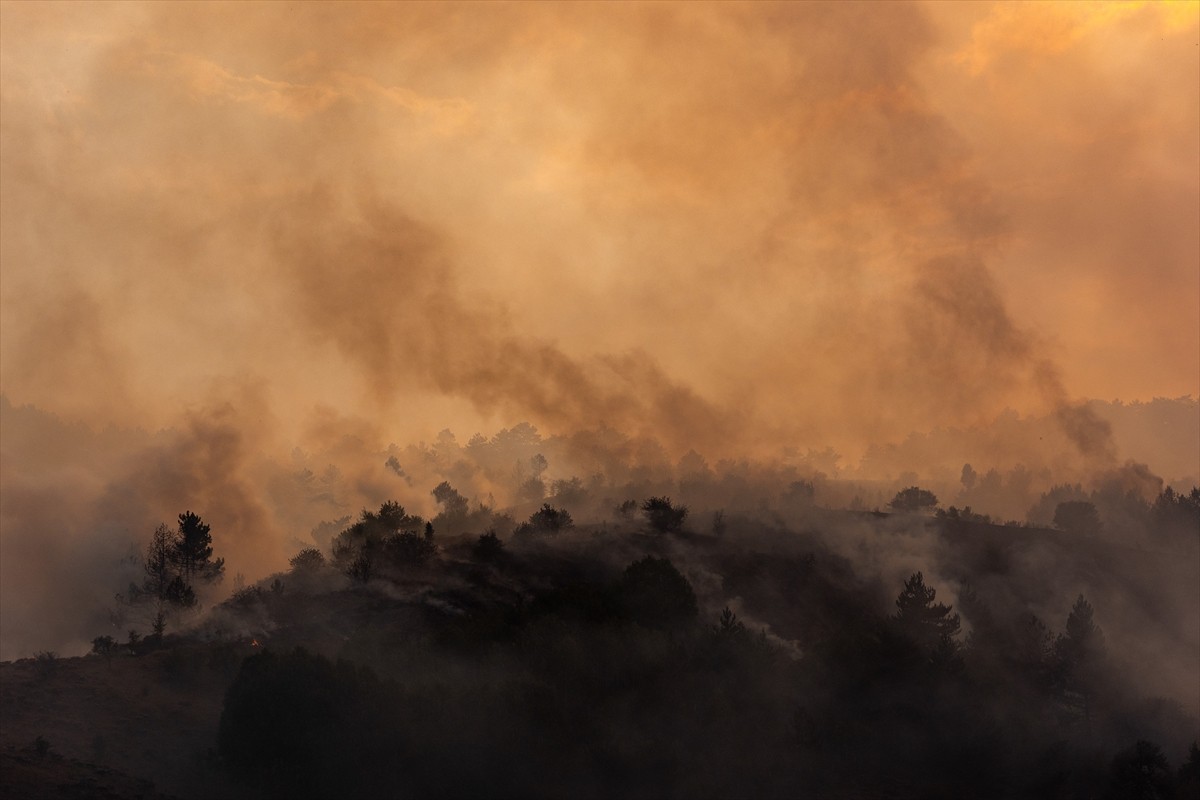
[3,2,1198,797]
[3,462,1197,799]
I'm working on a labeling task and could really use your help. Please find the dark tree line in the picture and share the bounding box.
[212,528,1197,799]
[331,502,436,582]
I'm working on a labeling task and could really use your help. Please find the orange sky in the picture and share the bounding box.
[2,0,1197,457]
[1,0,1198,664]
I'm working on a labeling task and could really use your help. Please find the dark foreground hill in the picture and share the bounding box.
[0,747,179,800]
[2,512,1197,799]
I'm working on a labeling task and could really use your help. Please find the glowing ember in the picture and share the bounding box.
[250,639,260,647]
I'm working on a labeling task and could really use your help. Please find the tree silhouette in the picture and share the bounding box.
[1057,595,1106,667]
[642,496,688,533]
[516,454,549,503]
[141,523,177,602]
[173,511,224,585]
[347,552,374,584]
[1150,486,1200,542]
[1054,595,1106,724]
[431,481,469,518]
[331,502,427,577]
[523,503,573,535]
[133,522,198,610]
[164,574,196,608]
[892,571,960,652]
[617,556,698,630]
[960,463,977,491]
[122,512,223,636]
[529,453,548,476]
[472,529,504,561]
[91,635,117,663]
[889,487,939,513]
[1177,742,1200,799]
[376,500,419,532]
[383,530,437,567]
[550,476,586,506]
[1107,740,1172,800]
[289,548,326,572]
[1010,612,1054,688]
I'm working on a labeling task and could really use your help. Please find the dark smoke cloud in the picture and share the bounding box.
[270,193,738,454]
[5,1,1189,455]
[1,2,1195,660]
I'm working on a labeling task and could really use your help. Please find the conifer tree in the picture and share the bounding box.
[893,571,961,652]
[173,511,224,585]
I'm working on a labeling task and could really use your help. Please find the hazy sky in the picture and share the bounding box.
[2,0,1197,456]
[2,0,1198,663]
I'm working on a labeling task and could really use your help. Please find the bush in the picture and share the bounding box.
[519,504,574,536]
[91,635,117,662]
[330,502,437,581]
[384,530,438,567]
[472,530,505,561]
[1107,740,1172,799]
[642,497,688,533]
[289,548,326,572]
[617,556,698,630]
[889,487,939,513]
[33,651,58,678]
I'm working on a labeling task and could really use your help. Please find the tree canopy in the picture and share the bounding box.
[331,502,435,581]
[174,511,224,585]
[123,512,223,635]
[892,571,960,652]
[520,503,574,535]
[889,487,939,513]
[618,556,698,630]
[642,496,688,533]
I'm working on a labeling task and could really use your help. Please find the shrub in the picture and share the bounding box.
[289,547,326,572]
[384,530,438,566]
[525,504,573,535]
[33,651,58,678]
[617,556,698,630]
[889,487,939,513]
[91,635,117,662]
[473,530,505,561]
[642,497,688,533]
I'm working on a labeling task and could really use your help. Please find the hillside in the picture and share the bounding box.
[3,508,1197,799]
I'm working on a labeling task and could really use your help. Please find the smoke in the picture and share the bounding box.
[269,192,738,453]
[5,2,1194,450]
[1,2,1196,659]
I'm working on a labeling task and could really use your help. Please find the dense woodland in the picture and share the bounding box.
[4,477,1197,799]
[3,2,1197,795]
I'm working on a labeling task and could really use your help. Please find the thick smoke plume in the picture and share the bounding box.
[1,3,1196,661]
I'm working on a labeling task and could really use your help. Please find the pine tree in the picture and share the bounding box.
[893,571,961,652]
[173,511,224,585]
[140,523,177,601]
[1053,594,1106,725]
